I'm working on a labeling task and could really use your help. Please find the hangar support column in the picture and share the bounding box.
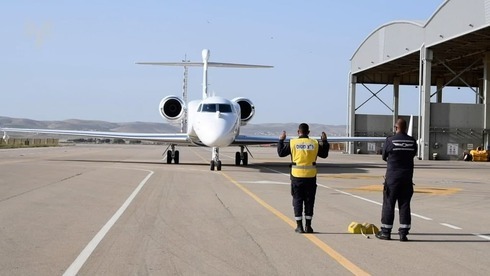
[483,53,490,150]
[393,77,400,130]
[436,78,444,103]
[348,73,356,154]
[420,47,432,160]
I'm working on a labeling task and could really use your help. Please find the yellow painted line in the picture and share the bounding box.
[220,171,370,276]
[350,185,462,195]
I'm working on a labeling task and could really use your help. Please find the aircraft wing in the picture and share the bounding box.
[232,135,279,145]
[2,128,387,145]
[1,128,190,144]
[232,135,386,145]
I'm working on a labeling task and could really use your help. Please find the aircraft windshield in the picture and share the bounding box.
[200,104,232,113]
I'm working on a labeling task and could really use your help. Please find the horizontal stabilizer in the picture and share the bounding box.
[136,62,273,68]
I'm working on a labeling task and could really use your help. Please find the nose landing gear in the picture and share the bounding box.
[164,144,180,164]
[210,147,222,171]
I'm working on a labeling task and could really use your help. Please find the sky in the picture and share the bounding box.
[1,0,470,125]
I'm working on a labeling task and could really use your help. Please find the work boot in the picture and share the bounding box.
[305,219,314,233]
[399,232,409,242]
[375,231,391,240]
[295,220,304,233]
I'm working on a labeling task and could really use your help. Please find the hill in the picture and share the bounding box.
[0,116,347,137]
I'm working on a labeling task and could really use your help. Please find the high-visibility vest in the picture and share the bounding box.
[290,138,319,178]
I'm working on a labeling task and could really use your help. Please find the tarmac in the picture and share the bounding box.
[0,144,489,275]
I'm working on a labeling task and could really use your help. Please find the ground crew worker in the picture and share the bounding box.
[277,123,329,233]
[376,118,417,241]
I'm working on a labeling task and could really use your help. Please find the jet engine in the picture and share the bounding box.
[159,96,185,121]
[232,97,255,125]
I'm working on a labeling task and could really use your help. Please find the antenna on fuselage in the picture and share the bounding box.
[181,55,189,133]
[202,49,210,99]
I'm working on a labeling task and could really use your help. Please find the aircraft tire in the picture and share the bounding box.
[210,161,215,171]
[174,150,180,164]
[217,161,222,171]
[167,152,172,164]
[243,152,248,166]
[235,152,241,165]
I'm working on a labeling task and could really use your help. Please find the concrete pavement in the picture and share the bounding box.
[1,144,489,275]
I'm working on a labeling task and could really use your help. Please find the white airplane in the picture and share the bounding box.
[1,49,385,171]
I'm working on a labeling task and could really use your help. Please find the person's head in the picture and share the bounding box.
[298,123,310,136]
[477,146,482,151]
[395,118,407,134]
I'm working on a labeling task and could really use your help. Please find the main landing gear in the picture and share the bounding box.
[210,147,222,171]
[235,145,248,166]
[210,146,250,171]
[165,144,180,164]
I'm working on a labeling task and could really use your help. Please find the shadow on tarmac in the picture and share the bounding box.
[307,232,490,242]
[47,159,380,176]
[404,233,490,243]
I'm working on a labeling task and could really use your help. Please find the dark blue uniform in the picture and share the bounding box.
[381,132,417,235]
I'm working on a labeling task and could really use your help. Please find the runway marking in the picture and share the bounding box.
[262,167,433,220]
[220,172,370,276]
[350,185,462,195]
[440,223,462,230]
[411,213,433,221]
[260,166,490,241]
[63,169,154,276]
[193,150,486,241]
[262,167,438,220]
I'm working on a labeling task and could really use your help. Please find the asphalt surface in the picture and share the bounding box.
[0,144,489,275]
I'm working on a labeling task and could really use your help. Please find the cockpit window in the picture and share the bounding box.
[199,103,233,113]
[218,104,232,113]
[202,104,216,112]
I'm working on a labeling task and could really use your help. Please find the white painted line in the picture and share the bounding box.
[440,223,462,230]
[262,167,289,177]
[63,170,154,276]
[473,234,490,241]
[411,213,433,221]
[317,183,382,206]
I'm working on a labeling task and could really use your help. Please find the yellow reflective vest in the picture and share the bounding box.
[290,138,319,178]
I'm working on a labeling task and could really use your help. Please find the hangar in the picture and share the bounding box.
[348,0,490,160]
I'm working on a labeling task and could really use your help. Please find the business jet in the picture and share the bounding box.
[1,49,385,171]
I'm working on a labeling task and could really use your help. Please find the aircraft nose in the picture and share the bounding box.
[195,117,235,147]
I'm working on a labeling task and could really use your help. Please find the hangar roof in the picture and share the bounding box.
[351,0,490,87]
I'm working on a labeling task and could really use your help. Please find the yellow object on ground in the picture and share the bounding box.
[348,222,379,234]
[470,149,489,162]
